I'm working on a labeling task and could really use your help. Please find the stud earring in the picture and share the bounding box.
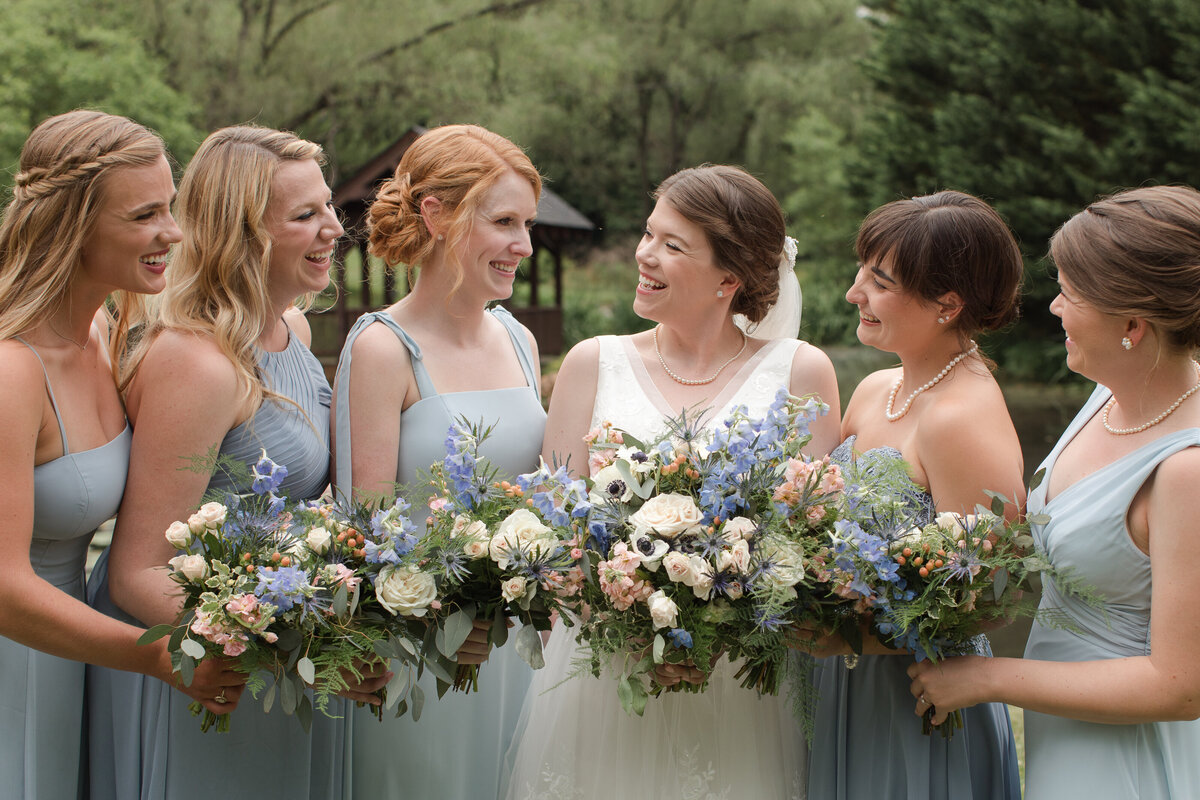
[716,290,724,298]
[937,316,946,325]
[1122,336,1133,351]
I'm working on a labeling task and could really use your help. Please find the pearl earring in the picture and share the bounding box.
[937,316,946,325]
[716,290,724,298]
[1122,336,1133,351]
[437,234,444,241]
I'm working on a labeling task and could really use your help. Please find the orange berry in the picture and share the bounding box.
[353,548,366,558]
[280,556,291,567]
[526,498,534,506]
[246,564,255,573]
[934,559,944,568]
[902,547,913,557]
[919,566,929,577]
[513,486,524,497]
[271,552,282,563]
[912,556,923,566]
[896,555,907,565]
[336,532,347,542]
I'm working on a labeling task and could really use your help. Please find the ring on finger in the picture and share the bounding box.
[214,692,228,704]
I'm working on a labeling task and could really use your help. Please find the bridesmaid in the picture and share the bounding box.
[88,125,385,800]
[805,191,1024,799]
[910,186,1200,798]
[0,110,240,800]
[332,123,545,799]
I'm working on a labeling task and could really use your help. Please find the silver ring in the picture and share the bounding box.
[919,693,929,705]
[214,692,228,704]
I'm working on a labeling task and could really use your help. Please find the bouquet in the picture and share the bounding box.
[827,465,1091,736]
[142,453,429,731]
[413,421,587,694]
[576,390,842,715]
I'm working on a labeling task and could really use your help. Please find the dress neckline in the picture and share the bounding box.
[618,336,786,425]
[35,422,130,470]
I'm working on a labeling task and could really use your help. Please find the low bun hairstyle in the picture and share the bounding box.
[653,165,785,324]
[856,191,1022,338]
[367,124,541,296]
[1051,185,1200,353]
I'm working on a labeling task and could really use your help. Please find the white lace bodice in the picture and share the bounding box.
[590,335,800,443]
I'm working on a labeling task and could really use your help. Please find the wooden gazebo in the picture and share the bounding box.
[326,126,594,357]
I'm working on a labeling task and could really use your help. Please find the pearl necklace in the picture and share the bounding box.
[653,325,747,386]
[1102,362,1200,435]
[885,342,979,422]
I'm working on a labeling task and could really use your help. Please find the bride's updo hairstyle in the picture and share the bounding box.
[1050,185,1200,353]
[367,124,542,297]
[856,191,1022,341]
[654,165,784,324]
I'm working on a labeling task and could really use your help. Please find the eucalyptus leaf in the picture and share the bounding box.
[137,624,175,645]
[297,656,316,685]
[179,638,206,660]
[629,679,649,716]
[652,633,666,664]
[992,567,1009,602]
[616,675,634,714]
[373,639,397,661]
[178,653,195,687]
[425,655,456,686]
[1029,467,1047,491]
[280,672,298,713]
[168,624,188,652]
[990,494,1005,517]
[296,695,313,733]
[332,584,348,617]
[515,624,545,669]
[491,606,510,648]
[384,665,412,710]
[263,682,276,714]
[439,609,475,658]
[410,682,425,723]
[275,628,302,652]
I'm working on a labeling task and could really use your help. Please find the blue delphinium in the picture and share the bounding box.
[251,453,288,496]
[517,462,593,528]
[255,564,316,614]
[364,498,418,566]
[667,628,694,649]
[443,424,485,508]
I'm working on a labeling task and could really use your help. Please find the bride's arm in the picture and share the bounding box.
[789,342,841,458]
[541,338,600,478]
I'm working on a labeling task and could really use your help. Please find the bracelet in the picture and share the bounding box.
[843,654,860,670]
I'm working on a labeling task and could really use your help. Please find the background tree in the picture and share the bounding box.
[854,0,1200,379]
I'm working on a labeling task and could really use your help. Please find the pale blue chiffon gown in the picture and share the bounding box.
[1023,385,1200,798]
[87,331,343,800]
[807,435,1021,800]
[0,340,130,800]
[333,306,546,799]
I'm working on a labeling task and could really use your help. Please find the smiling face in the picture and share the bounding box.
[78,154,181,295]
[451,168,537,302]
[264,158,343,302]
[1050,271,1124,381]
[632,197,732,324]
[844,251,941,355]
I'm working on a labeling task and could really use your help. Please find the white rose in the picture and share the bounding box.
[306,526,332,555]
[463,538,490,560]
[490,509,553,568]
[451,515,487,539]
[501,576,530,603]
[691,568,714,600]
[164,521,192,549]
[661,552,693,583]
[186,513,207,535]
[757,540,806,597]
[589,464,634,504]
[721,516,757,542]
[197,502,228,529]
[647,589,678,630]
[629,493,704,539]
[375,565,437,617]
[934,512,974,535]
[725,581,744,600]
[628,530,670,571]
[723,539,752,574]
[168,553,209,582]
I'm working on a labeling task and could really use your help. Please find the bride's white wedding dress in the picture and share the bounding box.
[502,334,808,800]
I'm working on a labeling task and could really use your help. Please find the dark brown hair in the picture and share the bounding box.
[856,190,1022,337]
[654,165,785,323]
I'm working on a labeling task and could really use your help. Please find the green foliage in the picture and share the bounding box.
[0,0,200,182]
[854,0,1200,378]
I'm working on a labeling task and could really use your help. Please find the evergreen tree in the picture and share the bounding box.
[855,0,1200,379]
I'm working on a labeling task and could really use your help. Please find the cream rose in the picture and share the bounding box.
[196,502,228,528]
[305,526,332,555]
[721,516,757,542]
[501,576,531,603]
[661,552,693,583]
[490,509,554,568]
[164,521,192,549]
[647,589,679,630]
[375,565,437,617]
[168,553,209,582]
[628,493,704,539]
[186,512,207,535]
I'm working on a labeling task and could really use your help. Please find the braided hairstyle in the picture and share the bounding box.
[0,110,167,364]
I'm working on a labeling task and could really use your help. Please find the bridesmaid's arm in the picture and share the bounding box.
[789,342,841,458]
[911,447,1200,725]
[541,337,600,478]
[108,331,245,628]
[336,321,415,505]
[0,343,241,713]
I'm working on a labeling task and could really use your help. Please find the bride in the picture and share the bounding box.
[503,165,840,799]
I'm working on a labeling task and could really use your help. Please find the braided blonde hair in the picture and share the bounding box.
[122,125,325,416]
[0,110,167,369]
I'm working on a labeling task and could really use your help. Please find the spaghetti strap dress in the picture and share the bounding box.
[807,434,1021,800]
[86,330,341,800]
[1023,384,1200,798]
[0,339,130,800]
[502,334,808,800]
[333,305,546,800]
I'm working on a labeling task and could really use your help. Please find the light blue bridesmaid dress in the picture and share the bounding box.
[0,340,130,800]
[1023,385,1200,799]
[333,306,546,800]
[87,330,343,800]
[807,435,1021,800]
